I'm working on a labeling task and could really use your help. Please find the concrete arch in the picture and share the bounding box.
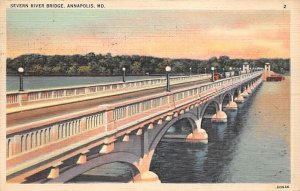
[233,87,240,97]
[220,92,233,104]
[198,100,220,120]
[48,151,142,183]
[148,112,198,153]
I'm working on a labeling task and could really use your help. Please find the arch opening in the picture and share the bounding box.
[164,118,195,138]
[222,94,231,110]
[233,88,239,99]
[202,101,218,120]
[149,116,201,182]
[67,162,140,183]
[24,152,142,183]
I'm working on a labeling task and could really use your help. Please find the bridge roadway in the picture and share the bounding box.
[6,71,263,183]
[7,75,211,127]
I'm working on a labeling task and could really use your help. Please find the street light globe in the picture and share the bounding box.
[122,67,126,71]
[18,67,24,73]
[165,66,171,72]
[211,66,215,71]
[229,67,232,70]
[189,67,192,70]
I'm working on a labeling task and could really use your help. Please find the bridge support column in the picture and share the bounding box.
[235,90,245,103]
[133,171,161,183]
[225,95,238,110]
[241,88,249,98]
[211,104,227,123]
[246,85,252,94]
[186,118,208,142]
[250,83,255,90]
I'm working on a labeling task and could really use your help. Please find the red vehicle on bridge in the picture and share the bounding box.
[212,72,221,81]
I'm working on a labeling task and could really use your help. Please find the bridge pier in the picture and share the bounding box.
[133,171,161,183]
[186,118,208,143]
[241,88,249,98]
[234,90,244,103]
[211,104,227,123]
[225,95,238,110]
[250,83,255,90]
[246,85,252,94]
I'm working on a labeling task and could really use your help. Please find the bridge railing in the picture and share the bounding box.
[6,74,211,107]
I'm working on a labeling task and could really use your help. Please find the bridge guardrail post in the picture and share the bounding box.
[104,105,115,131]
[80,117,87,132]
[84,87,90,95]
[19,92,29,106]
[12,134,22,155]
[51,124,59,142]
[167,92,175,108]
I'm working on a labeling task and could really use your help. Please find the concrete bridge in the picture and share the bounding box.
[6,71,263,183]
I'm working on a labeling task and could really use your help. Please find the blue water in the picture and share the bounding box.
[6,75,162,92]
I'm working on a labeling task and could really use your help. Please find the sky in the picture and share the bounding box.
[7,9,290,59]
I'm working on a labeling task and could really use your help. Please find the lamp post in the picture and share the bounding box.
[189,67,192,76]
[229,67,232,77]
[211,66,215,82]
[204,68,206,74]
[239,67,242,76]
[222,68,225,78]
[165,66,171,92]
[122,67,126,82]
[18,67,24,91]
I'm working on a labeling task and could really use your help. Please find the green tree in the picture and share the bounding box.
[78,66,91,75]
[131,61,142,75]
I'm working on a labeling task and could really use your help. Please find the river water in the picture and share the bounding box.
[67,77,290,183]
[6,75,162,92]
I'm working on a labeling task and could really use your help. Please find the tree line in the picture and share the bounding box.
[6,53,290,76]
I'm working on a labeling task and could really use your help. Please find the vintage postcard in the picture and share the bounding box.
[0,0,300,191]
